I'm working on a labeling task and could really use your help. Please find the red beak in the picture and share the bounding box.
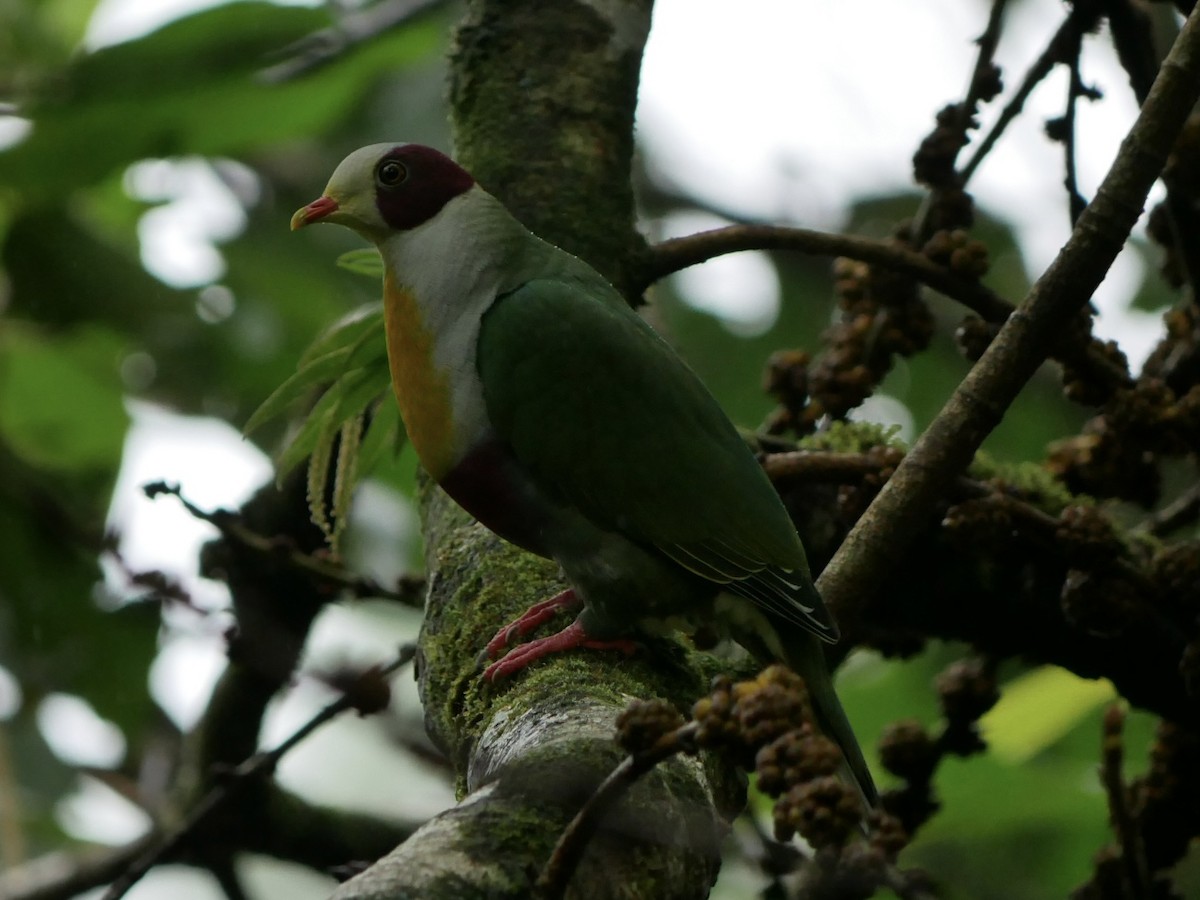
[291,195,339,230]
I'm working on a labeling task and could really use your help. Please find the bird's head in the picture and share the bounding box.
[290,143,475,242]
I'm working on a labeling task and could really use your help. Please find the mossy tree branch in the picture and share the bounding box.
[332,485,740,900]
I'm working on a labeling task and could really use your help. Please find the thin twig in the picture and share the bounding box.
[258,0,447,83]
[0,837,158,900]
[1099,705,1150,896]
[767,447,1155,592]
[911,0,1010,238]
[817,7,1200,643]
[642,223,1131,393]
[209,859,251,900]
[640,224,1012,320]
[963,0,1011,119]
[99,645,417,900]
[534,723,699,900]
[1139,480,1200,536]
[880,863,941,900]
[1062,33,1090,225]
[1107,0,1200,297]
[740,810,805,882]
[962,9,1098,183]
[144,481,424,606]
[762,450,884,483]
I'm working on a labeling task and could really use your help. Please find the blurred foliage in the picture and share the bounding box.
[835,650,1157,899]
[0,0,450,860]
[0,0,1183,897]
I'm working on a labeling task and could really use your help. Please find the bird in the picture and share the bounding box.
[291,142,877,806]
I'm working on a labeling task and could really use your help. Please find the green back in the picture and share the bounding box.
[476,274,835,638]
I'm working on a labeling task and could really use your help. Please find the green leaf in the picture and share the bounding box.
[337,248,385,279]
[275,365,391,476]
[244,306,386,435]
[0,2,444,197]
[0,323,129,472]
[244,346,355,435]
[981,666,1116,764]
[341,317,390,371]
[299,305,384,366]
[356,396,407,476]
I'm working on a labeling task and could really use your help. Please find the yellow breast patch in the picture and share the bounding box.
[382,273,456,480]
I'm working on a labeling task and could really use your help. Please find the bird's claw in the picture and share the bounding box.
[482,618,639,682]
[482,588,581,659]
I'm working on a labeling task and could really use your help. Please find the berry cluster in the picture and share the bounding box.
[692,667,813,764]
[689,667,867,849]
[614,698,687,756]
[1146,113,1200,291]
[878,658,998,836]
[1076,711,1200,897]
[913,105,976,190]
[1048,379,1200,507]
[922,228,990,280]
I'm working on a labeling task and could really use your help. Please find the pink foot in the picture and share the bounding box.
[483,589,581,659]
[483,618,639,682]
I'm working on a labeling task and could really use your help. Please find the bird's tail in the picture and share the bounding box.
[716,595,878,810]
[779,625,878,811]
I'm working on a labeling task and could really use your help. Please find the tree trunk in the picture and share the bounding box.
[332,2,750,897]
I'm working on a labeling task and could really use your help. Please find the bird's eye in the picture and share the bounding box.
[376,160,407,187]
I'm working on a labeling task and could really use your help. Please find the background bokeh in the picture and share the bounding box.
[0,1,1186,897]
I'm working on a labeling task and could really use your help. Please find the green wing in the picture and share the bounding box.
[477,275,836,640]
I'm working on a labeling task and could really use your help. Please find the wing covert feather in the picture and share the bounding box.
[476,276,835,638]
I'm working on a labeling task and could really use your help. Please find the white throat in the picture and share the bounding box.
[376,187,530,455]
[380,189,523,328]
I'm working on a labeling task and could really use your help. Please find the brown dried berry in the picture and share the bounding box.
[616,698,686,755]
[693,675,738,748]
[941,497,1015,548]
[949,240,989,278]
[865,444,904,482]
[1152,542,1200,619]
[1060,569,1140,638]
[881,784,940,835]
[836,842,889,894]
[1056,505,1120,568]
[977,63,1003,102]
[913,104,968,188]
[735,665,813,747]
[955,315,997,361]
[1146,202,1184,288]
[773,775,863,848]
[927,187,976,233]
[878,719,939,783]
[921,228,967,265]
[1060,342,1126,407]
[755,726,843,796]
[1046,427,1161,508]
[867,810,911,859]
[764,349,810,403]
[935,658,998,726]
[322,664,392,717]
